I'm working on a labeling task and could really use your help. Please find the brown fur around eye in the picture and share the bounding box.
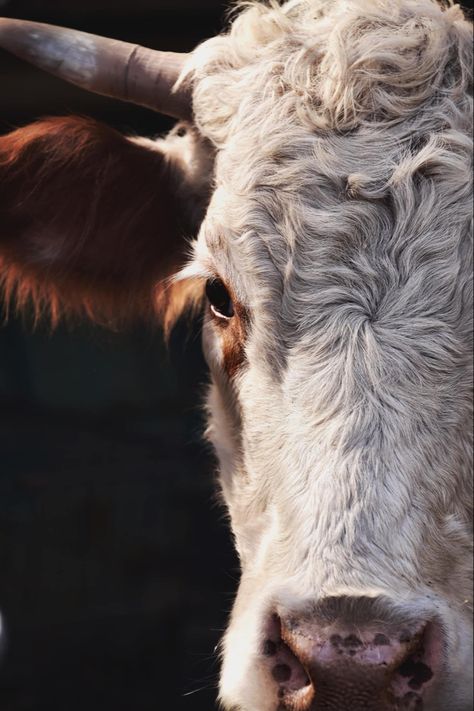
[216,300,249,378]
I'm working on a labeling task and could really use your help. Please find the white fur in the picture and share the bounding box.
[180,1,473,709]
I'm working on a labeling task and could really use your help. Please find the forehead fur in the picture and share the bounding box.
[187,0,472,362]
[188,0,472,260]
[190,0,472,144]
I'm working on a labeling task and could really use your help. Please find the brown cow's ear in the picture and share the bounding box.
[0,116,210,327]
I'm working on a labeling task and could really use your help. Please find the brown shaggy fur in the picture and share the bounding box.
[0,116,202,327]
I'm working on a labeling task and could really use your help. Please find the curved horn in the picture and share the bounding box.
[0,19,192,119]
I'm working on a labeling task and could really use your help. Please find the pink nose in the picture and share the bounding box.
[262,598,438,711]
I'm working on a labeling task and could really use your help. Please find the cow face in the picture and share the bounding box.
[182,2,473,709]
[0,2,472,711]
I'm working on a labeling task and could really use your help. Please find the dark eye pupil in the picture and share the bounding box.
[205,278,234,318]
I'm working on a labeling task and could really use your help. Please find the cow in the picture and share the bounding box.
[0,1,472,709]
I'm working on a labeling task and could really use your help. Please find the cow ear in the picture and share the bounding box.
[0,115,210,328]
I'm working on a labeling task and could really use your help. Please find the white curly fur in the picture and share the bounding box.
[0,2,471,708]
[179,1,473,709]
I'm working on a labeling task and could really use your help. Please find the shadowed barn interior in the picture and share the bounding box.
[0,2,236,710]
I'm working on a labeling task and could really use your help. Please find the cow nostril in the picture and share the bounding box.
[262,614,314,709]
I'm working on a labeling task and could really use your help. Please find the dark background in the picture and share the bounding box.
[0,2,237,710]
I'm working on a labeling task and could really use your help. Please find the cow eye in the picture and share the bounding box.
[205,278,234,319]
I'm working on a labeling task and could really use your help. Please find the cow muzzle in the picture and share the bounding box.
[260,597,441,711]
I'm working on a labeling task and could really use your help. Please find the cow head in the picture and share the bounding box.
[0,2,472,710]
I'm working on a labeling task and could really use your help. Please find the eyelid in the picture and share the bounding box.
[173,263,213,283]
[210,303,232,321]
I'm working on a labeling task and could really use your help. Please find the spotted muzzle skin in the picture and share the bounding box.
[261,607,440,711]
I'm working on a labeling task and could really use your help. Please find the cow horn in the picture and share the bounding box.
[0,19,192,120]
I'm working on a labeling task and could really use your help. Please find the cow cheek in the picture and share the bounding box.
[202,340,244,509]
